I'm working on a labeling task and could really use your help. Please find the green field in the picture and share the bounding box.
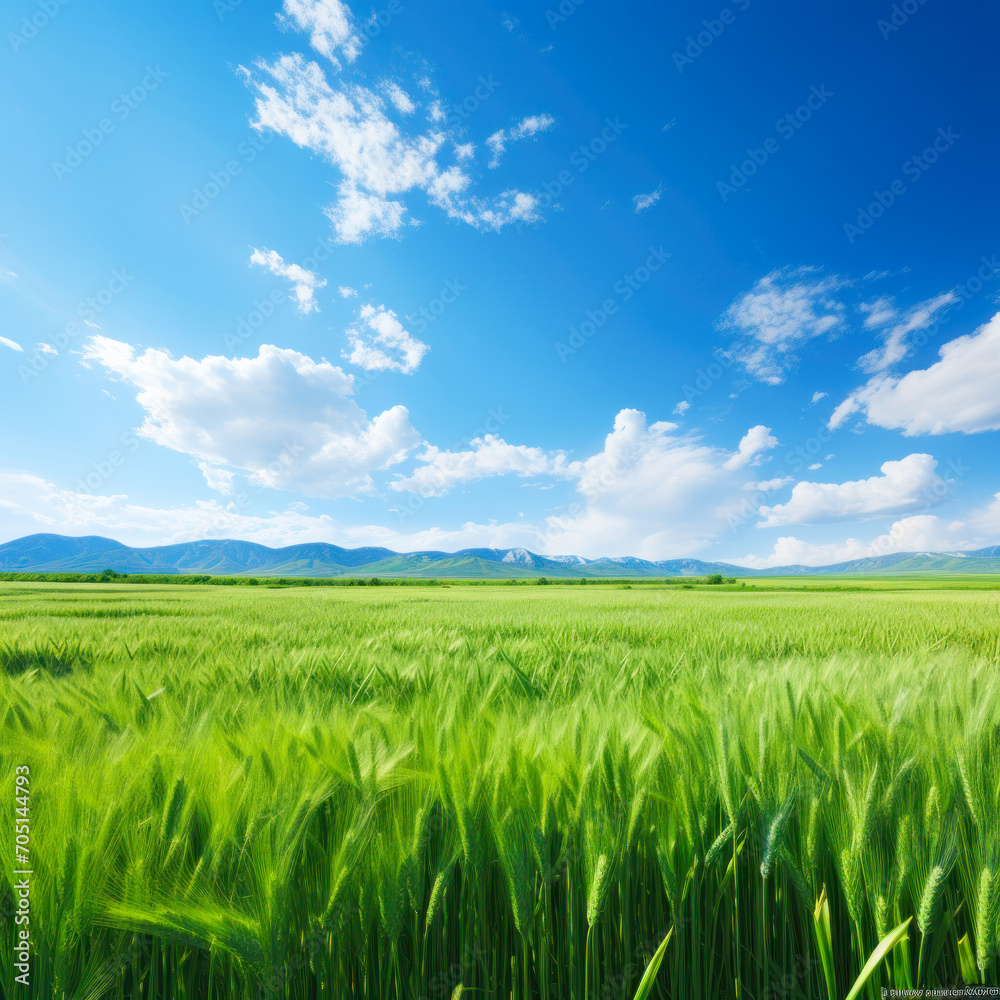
[3,581,1000,999]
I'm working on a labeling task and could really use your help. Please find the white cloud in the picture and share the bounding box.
[810,391,827,404]
[4,467,994,567]
[36,342,58,355]
[831,311,1000,435]
[81,336,420,498]
[486,113,555,167]
[249,247,326,313]
[0,469,560,552]
[338,285,357,298]
[739,514,977,569]
[383,82,415,115]
[808,463,822,471]
[721,268,845,384]
[859,296,897,329]
[673,400,690,415]
[632,185,662,213]
[970,493,1000,535]
[723,425,778,470]
[383,413,784,559]
[1,336,23,352]
[243,52,544,242]
[540,410,777,559]
[749,476,794,492]
[757,454,946,526]
[392,436,579,497]
[327,183,408,243]
[278,0,362,67]
[858,292,956,372]
[344,304,428,374]
[197,462,237,494]
[0,471,342,548]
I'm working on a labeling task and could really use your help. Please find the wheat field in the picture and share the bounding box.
[2,580,1000,999]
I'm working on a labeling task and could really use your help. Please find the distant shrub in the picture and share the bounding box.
[707,574,724,585]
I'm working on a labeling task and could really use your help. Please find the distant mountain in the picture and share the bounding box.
[2,533,1000,578]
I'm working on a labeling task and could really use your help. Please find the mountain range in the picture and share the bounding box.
[2,533,1000,578]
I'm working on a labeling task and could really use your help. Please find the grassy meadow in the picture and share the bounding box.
[3,579,1000,999]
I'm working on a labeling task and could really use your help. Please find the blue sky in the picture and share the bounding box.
[1,0,998,566]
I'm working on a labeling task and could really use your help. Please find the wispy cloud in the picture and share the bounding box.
[486,114,556,168]
[720,267,846,384]
[632,185,662,213]
[249,247,326,313]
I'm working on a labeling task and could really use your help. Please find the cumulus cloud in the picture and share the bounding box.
[338,285,357,298]
[810,391,827,404]
[720,268,845,384]
[242,45,545,242]
[673,400,690,415]
[344,304,429,374]
[392,436,579,497]
[632,185,662,213]
[249,247,326,313]
[81,336,420,498]
[723,425,778,470]
[830,311,1000,435]
[757,454,946,527]
[539,410,782,559]
[486,113,555,167]
[738,514,977,569]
